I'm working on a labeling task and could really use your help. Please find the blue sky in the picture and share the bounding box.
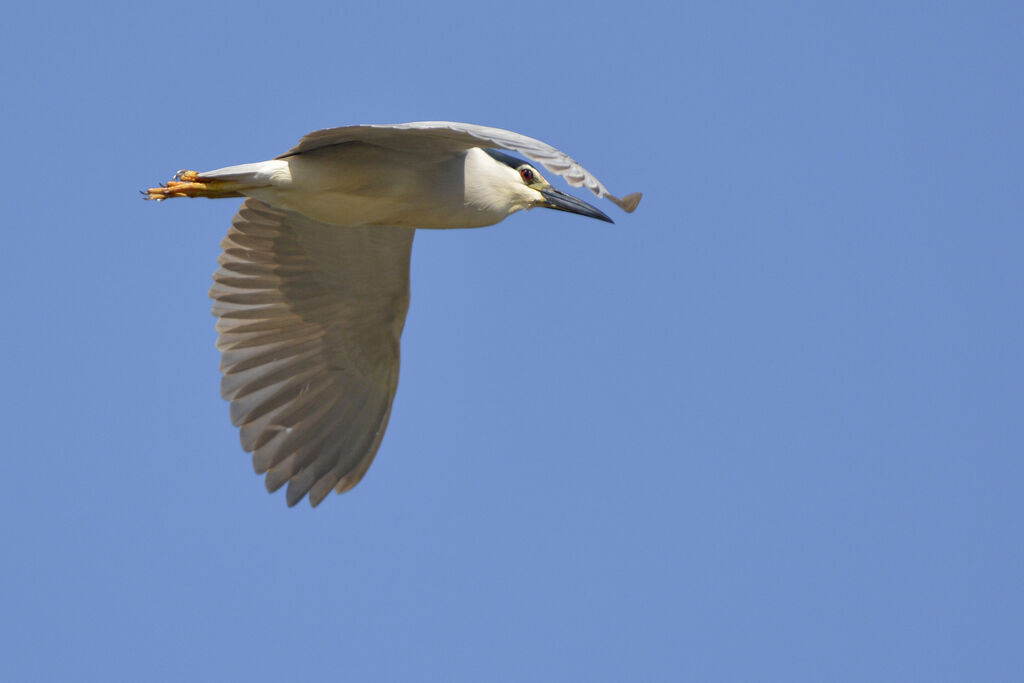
[2,2,1022,680]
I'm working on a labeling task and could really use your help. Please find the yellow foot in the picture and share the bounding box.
[143,169,204,201]
[143,170,242,201]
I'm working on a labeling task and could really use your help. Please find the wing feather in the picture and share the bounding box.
[210,199,415,506]
[278,121,642,213]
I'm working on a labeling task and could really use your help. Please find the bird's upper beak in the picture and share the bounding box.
[539,187,613,223]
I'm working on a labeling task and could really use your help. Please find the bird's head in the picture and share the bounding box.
[477,149,614,223]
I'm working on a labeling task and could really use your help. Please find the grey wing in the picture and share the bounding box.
[210,199,415,507]
[278,121,642,213]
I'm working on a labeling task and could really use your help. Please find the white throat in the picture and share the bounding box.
[462,147,536,221]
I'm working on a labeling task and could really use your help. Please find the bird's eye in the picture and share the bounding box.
[520,168,535,183]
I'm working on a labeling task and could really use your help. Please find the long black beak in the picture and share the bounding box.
[540,187,614,223]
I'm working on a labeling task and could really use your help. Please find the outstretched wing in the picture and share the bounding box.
[278,121,642,213]
[210,199,415,506]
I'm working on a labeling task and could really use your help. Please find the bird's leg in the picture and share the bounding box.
[143,170,243,201]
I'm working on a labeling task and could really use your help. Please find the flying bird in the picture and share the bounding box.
[145,121,642,507]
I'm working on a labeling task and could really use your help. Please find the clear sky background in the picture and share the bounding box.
[2,2,1022,681]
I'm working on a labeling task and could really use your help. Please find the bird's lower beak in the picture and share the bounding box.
[539,187,614,223]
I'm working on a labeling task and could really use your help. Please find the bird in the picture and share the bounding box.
[145,121,642,507]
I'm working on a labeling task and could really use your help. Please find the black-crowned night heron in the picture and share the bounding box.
[145,121,642,507]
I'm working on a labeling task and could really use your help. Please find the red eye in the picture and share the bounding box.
[520,168,534,182]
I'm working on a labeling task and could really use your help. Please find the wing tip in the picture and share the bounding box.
[612,192,643,214]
